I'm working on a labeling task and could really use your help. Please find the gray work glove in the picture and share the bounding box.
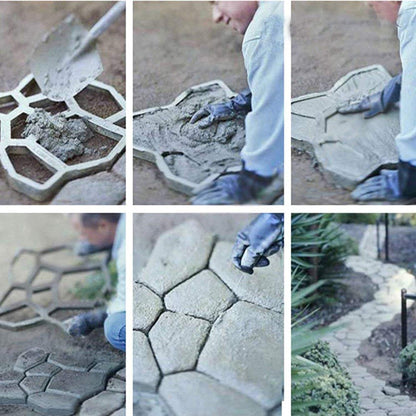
[338,73,402,119]
[351,161,416,201]
[192,168,273,205]
[232,213,284,274]
[64,309,108,337]
[190,88,251,129]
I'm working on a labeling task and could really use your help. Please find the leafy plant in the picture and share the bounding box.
[399,340,416,381]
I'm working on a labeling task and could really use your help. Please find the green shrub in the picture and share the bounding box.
[293,341,361,416]
[398,340,416,381]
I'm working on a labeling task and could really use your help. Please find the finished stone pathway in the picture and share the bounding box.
[324,225,416,415]
[0,348,126,416]
[133,220,284,416]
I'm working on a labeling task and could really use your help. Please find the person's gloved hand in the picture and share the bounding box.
[351,160,416,201]
[64,309,107,337]
[190,88,251,129]
[73,241,112,256]
[338,74,402,119]
[192,168,273,205]
[232,213,283,274]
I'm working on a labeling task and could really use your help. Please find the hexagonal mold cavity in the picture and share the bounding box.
[0,288,26,309]
[6,146,55,184]
[58,270,96,302]
[29,99,68,115]
[10,112,29,138]
[9,250,39,284]
[75,86,122,119]
[32,268,58,287]
[0,304,40,325]
[29,290,54,309]
[0,95,18,114]
[133,80,245,195]
[20,78,41,97]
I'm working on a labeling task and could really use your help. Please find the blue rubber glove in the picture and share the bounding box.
[190,88,252,129]
[338,73,402,119]
[191,169,273,205]
[65,309,108,337]
[232,213,284,274]
[351,161,416,201]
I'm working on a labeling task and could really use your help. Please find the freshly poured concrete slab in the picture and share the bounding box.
[133,81,245,195]
[292,65,399,189]
[133,221,284,416]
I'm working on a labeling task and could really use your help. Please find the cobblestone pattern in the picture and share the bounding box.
[0,74,125,202]
[324,225,416,416]
[0,245,112,332]
[0,348,125,416]
[133,220,284,416]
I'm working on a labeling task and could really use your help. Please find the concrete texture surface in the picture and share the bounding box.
[133,217,284,415]
[133,1,247,204]
[0,1,125,205]
[291,1,401,205]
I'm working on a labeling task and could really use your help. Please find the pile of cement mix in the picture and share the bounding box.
[22,109,93,162]
[133,85,245,184]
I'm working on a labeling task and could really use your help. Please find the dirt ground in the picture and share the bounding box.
[0,214,124,415]
[133,1,247,205]
[0,1,125,205]
[133,213,257,273]
[291,1,402,205]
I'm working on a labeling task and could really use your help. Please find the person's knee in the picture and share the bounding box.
[104,312,126,351]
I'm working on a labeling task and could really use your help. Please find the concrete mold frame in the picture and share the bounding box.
[0,74,126,201]
[133,80,241,196]
[292,65,399,189]
[0,245,112,332]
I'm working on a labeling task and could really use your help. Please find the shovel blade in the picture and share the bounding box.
[30,14,103,102]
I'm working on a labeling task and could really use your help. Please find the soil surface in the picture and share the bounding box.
[291,1,401,205]
[0,214,124,414]
[0,1,125,204]
[133,1,247,204]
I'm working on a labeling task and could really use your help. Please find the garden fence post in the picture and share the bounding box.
[402,289,408,350]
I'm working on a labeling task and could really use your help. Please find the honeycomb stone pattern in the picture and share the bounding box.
[0,74,125,201]
[133,80,241,196]
[0,245,112,332]
[292,65,399,189]
[133,220,284,416]
[0,348,125,416]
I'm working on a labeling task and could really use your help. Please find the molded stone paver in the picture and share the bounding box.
[134,284,163,331]
[47,370,107,400]
[134,331,161,392]
[323,225,416,416]
[292,65,399,189]
[139,220,215,295]
[20,376,49,395]
[26,362,61,377]
[134,221,284,416]
[79,391,125,416]
[159,372,267,416]
[14,348,47,372]
[134,392,173,416]
[115,368,126,381]
[198,301,283,409]
[0,348,125,415]
[27,392,80,416]
[111,408,126,416]
[210,241,284,312]
[164,270,235,321]
[149,312,210,374]
[0,383,26,404]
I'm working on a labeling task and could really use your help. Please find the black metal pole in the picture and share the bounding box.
[376,218,381,260]
[402,289,408,350]
[385,214,389,262]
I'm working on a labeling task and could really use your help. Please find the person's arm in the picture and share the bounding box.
[232,213,284,274]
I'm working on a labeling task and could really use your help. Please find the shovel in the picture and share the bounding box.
[30,1,125,102]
